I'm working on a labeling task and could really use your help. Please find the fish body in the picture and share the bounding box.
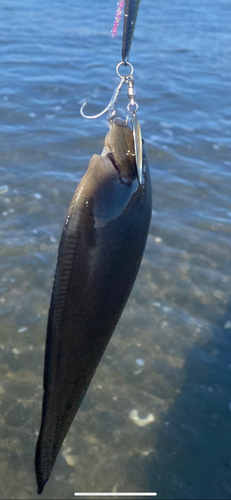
[35,117,152,493]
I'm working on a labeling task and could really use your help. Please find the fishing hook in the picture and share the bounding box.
[80,77,125,120]
[80,62,134,120]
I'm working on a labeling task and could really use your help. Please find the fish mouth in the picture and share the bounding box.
[102,116,137,185]
[107,151,135,187]
[107,151,123,175]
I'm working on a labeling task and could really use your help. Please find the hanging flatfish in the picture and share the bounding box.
[35,115,152,494]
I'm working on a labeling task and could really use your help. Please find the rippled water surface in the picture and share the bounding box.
[1,0,231,498]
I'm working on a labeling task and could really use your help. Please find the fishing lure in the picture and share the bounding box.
[111,0,125,38]
[122,0,141,61]
[81,61,143,184]
[111,0,141,62]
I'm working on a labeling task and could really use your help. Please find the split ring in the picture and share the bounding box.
[116,61,134,79]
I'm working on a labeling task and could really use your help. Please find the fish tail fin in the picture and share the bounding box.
[35,434,49,494]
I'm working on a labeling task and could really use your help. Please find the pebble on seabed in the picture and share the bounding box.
[0,186,9,194]
[136,358,145,366]
[12,348,21,355]
[64,455,76,467]
[129,409,155,427]
[17,327,28,333]
[62,447,76,467]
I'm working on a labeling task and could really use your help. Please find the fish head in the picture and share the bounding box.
[103,112,137,183]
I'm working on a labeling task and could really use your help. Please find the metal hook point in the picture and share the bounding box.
[80,78,125,120]
[80,98,111,120]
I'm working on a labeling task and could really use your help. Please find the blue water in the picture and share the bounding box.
[1,0,231,498]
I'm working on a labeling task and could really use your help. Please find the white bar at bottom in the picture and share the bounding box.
[74,494,157,497]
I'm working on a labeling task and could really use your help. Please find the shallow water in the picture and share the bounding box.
[1,0,231,498]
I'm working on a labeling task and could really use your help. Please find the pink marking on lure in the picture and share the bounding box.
[111,0,125,38]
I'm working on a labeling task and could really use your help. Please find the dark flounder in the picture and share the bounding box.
[35,119,152,493]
